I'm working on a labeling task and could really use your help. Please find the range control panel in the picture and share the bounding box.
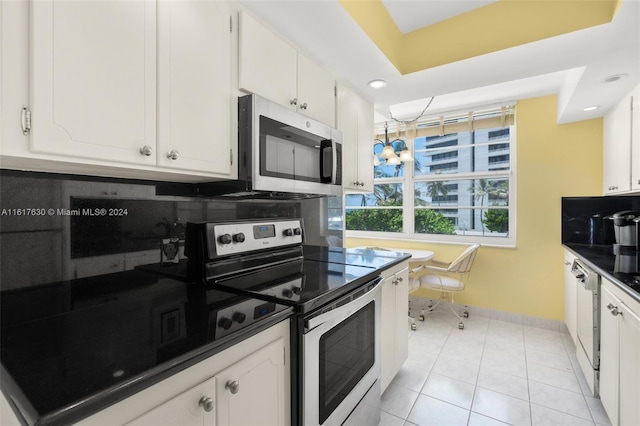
[213,297,286,339]
[206,219,303,258]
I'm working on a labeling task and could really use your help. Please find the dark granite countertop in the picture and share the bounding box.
[563,243,640,304]
[0,249,410,426]
[0,269,293,426]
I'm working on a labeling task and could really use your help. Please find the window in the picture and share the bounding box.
[345,106,515,246]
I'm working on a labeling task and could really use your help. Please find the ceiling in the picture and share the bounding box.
[239,0,639,125]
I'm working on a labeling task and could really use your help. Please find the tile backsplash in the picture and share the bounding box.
[0,170,341,291]
[562,195,640,245]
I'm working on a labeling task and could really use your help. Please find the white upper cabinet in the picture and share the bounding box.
[604,84,639,195]
[2,0,235,181]
[296,53,336,127]
[157,0,232,176]
[238,11,335,127]
[238,11,297,111]
[30,0,157,165]
[336,82,374,192]
[631,86,640,192]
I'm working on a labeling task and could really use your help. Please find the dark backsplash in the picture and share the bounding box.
[562,196,640,245]
[0,170,341,291]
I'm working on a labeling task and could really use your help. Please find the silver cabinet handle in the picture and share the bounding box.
[564,261,571,266]
[300,102,308,110]
[290,98,298,106]
[225,380,239,394]
[167,149,179,160]
[199,396,214,412]
[607,303,623,316]
[139,145,153,156]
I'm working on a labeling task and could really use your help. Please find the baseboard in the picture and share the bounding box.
[408,295,569,334]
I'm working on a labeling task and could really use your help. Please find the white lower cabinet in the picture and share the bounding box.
[77,320,290,426]
[380,262,409,394]
[599,279,640,426]
[563,250,577,344]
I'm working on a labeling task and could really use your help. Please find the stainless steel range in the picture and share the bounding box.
[185,218,383,426]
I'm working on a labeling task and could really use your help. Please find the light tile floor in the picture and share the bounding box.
[379,306,612,426]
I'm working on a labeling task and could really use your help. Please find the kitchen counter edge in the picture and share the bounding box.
[563,244,640,304]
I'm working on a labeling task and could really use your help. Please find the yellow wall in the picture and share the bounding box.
[347,95,603,321]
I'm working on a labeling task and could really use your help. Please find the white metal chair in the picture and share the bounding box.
[416,244,480,330]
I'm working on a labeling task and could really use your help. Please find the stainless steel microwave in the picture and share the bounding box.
[240,94,342,197]
[190,94,343,198]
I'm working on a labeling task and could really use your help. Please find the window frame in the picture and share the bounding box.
[345,120,517,248]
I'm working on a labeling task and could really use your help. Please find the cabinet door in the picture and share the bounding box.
[379,274,396,393]
[336,83,360,191]
[600,284,619,426]
[296,53,335,126]
[157,0,232,176]
[394,268,409,368]
[30,0,156,165]
[619,301,640,426]
[603,94,632,194]
[563,251,577,344]
[356,95,374,193]
[238,11,296,109]
[631,86,640,192]
[215,337,287,426]
[126,379,214,426]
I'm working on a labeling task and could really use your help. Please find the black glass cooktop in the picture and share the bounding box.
[212,257,379,314]
[303,245,410,269]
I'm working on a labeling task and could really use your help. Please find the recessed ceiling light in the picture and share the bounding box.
[368,79,387,89]
[602,74,627,84]
[583,106,599,112]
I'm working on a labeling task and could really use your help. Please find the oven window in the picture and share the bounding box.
[318,301,375,424]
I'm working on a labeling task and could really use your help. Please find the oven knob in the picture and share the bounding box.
[233,233,246,243]
[218,234,232,245]
[218,317,233,330]
[292,286,302,295]
[293,228,302,236]
[282,288,294,298]
[283,228,294,237]
[232,312,246,324]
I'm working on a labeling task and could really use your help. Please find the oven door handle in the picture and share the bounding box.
[305,277,382,332]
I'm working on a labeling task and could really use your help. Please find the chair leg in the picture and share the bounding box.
[449,293,469,330]
[420,298,440,321]
[408,300,417,330]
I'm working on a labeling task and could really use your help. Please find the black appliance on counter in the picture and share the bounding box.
[183,218,408,426]
[608,210,640,253]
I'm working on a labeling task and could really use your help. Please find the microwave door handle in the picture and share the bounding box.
[331,140,337,185]
[319,140,332,183]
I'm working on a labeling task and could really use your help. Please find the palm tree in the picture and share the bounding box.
[426,182,449,205]
[373,184,402,206]
[468,179,491,235]
[468,179,508,235]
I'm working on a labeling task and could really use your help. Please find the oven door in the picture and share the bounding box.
[302,278,381,426]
